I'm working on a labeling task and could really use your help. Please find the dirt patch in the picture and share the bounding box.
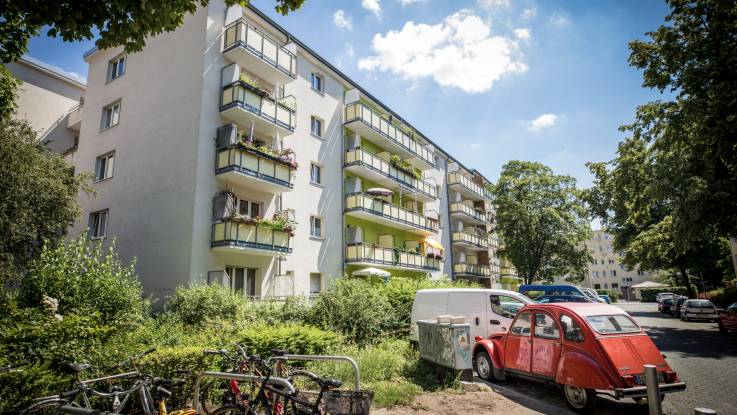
[372,391,548,415]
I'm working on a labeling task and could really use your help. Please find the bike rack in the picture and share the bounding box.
[191,371,295,414]
[265,355,361,392]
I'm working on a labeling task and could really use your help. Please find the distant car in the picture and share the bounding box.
[657,293,675,303]
[670,297,688,318]
[680,299,718,322]
[598,294,613,304]
[718,302,737,333]
[534,295,591,304]
[578,288,607,303]
[658,298,674,313]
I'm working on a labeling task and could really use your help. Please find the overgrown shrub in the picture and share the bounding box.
[640,287,688,302]
[0,363,69,412]
[705,286,737,306]
[166,284,249,325]
[237,324,341,356]
[596,289,620,302]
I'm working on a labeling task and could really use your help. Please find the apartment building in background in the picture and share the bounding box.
[11,2,512,300]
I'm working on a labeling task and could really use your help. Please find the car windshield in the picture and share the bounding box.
[663,299,673,305]
[586,314,640,334]
[687,300,714,308]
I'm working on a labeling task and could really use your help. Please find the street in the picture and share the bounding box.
[483,302,737,415]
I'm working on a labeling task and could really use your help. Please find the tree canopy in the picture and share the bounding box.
[492,161,592,285]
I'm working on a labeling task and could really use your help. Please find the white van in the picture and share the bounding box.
[409,288,533,343]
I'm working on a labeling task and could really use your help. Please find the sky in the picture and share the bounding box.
[25,0,671,187]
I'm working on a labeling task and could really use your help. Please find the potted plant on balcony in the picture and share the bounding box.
[389,154,423,181]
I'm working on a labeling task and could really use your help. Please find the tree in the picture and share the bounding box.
[0,120,89,283]
[492,161,592,285]
[0,0,305,120]
[626,0,737,247]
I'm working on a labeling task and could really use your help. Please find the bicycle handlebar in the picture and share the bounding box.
[0,360,29,373]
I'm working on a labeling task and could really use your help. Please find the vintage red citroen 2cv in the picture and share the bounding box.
[473,303,686,412]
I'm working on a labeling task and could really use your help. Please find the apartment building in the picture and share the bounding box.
[48,2,502,300]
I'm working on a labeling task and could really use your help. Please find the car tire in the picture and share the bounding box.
[718,321,727,334]
[474,350,494,381]
[563,384,597,413]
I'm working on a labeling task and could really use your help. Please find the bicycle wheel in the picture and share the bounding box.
[22,399,69,415]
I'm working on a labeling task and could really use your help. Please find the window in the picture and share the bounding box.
[236,198,261,219]
[310,272,321,295]
[608,259,615,264]
[560,314,584,342]
[604,283,609,288]
[592,271,599,278]
[310,216,322,238]
[310,163,322,184]
[95,152,115,181]
[586,314,640,334]
[226,266,256,297]
[310,73,324,93]
[612,283,619,289]
[510,312,531,336]
[89,210,108,239]
[594,284,601,289]
[534,312,560,339]
[611,270,617,277]
[108,55,126,81]
[101,101,121,130]
[637,270,644,276]
[490,295,525,319]
[310,116,323,138]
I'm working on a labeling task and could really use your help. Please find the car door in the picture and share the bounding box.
[727,303,737,329]
[504,311,532,373]
[448,292,487,340]
[531,311,563,379]
[489,294,526,333]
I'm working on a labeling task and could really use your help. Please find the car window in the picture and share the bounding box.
[728,303,737,311]
[686,300,714,308]
[560,314,584,342]
[534,312,560,339]
[491,295,525,319]
[586,314,640,334]
[510,312,532,336]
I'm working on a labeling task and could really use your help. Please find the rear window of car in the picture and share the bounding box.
[585,314,640,334]
[686,300,714,308]
[663,299,673,305]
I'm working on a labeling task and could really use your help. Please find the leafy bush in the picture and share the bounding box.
[307,339,410,384]
[237,324,341,357]
[0,363,69,412]
[596,289,620,302]
[640,287,688,302]
[243,297,309,325]
[705,286,737,307]
[368,380,422,408]
[19,235,147,324]
[166,284,249,325]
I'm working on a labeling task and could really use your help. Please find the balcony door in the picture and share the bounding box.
[227,266,257,297]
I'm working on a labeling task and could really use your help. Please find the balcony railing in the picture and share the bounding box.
[212,219,292,254]
[216,145,294,189]
[346,243,441,271]
[223,19,296,79]
[345,192,438,234]
[447,171,492,200]
[454,263,491,277]
[451,231,489,249]
[449,202,488,224]
[344,148,438,200]
[221,81,296,131]
[344,102,434,167]
[67,103,82,131]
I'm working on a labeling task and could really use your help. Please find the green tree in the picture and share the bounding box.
[0,0,305,120]
[0,120,89,283]
[626,0,737,247]
[491,161,592,285]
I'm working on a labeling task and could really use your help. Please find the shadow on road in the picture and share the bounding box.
[646,325,737,359]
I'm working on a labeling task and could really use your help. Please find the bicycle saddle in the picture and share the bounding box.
[316,378,343,389]
[60,362,91,374]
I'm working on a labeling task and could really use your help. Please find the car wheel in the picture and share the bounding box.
[718,321,727,334]
[563,384,597,413]
[474,350,494,381]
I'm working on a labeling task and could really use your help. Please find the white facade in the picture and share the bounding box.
[60,2,501,300]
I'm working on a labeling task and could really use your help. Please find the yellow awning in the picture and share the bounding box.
[424,238,444,251]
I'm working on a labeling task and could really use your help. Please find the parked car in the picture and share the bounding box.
[670,297,688,318]
[519,284,587,298]
[598,294,613,304]
[473,303,686,412]
[534,295,590,303]
[718,302,737,333]
[409,289,532,344]
[658,298,674,313]
[656,292,675,303]
[580,287,608,303]
[680,299,718,322]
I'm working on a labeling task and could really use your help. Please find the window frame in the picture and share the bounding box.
[559,314,585,343]
[510,311,532,337]
[89,209,109,239]
[310,162,323,185]
[310,115,323,138]
[101,100,121,131]
[309,272,322,295]
[310,72,324,94]
[310,215,323,239]
[107,55,126,82]
[533,311,561,340]
[235,197,262,219]
[94,151,115,182]
[490,294,525,319]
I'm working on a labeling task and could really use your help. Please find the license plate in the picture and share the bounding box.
[633,372,664,385]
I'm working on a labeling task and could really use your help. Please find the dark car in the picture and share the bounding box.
[670,297,688,318]
[658,298,674,313]
[534,295,591,304]
[718,302,737,333]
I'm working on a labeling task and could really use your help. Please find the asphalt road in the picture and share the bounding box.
[480,301,737,415]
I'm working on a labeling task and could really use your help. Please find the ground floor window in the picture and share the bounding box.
[226,266,256,297]
[310,272,321,295]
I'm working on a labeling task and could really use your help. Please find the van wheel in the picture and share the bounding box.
[474,350,494,381]
[563,384,597,413]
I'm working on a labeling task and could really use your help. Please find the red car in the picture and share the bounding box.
[473,303,686,412]
[718,302,737,333]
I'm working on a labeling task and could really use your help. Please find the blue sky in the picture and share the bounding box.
[25,0,670,187]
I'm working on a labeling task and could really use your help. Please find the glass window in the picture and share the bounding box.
[586,314,640,334]
[560,314,584,342]
[310,272,321,294]
[89,210,108,239]
[310,163,322,184]
[94,152,115,181]
[490,295,525,319]
[101,101,121,129]
[108,55,126,81]
[310,73,324,93]
[310,216,322,238]
[534,312,560,339]
[510,312,532,336]
[236,199,260,219]
[310,116,322,137]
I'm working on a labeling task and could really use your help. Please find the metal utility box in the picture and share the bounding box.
[417,319,472,370]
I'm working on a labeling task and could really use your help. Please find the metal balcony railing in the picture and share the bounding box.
[345,243,441,271]
[221,81,296,131]
[447,171,492,200]
[223,18,296,79]
[449,202,489,223]
[212,219,292,253]
[344,148,438,200]
[216,145,294,189]
[344,192,438,233]
[454,263,491,277]
[451,231,490,249]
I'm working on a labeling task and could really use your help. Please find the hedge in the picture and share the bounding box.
[596,289,620,302]
[640,287,688,302]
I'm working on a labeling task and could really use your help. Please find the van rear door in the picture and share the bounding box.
[448,292,487,340]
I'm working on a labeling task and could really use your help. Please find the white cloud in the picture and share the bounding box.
[550,12,569,26]
[396,0,425,5]
[344,42,355,58]
[513,28,531,41]
[332,10,352,30]
[362,0,382,18]
[477,0,510,9]
[529,113,558,131]
[334,43,355,69]
[358,11,528,93]
[520,7,536,19]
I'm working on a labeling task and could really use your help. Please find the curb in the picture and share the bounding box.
[473,376,576,415]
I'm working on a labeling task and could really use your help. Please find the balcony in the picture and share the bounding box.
[344,192,438,236]
[344,148,438,202]
[67,103,82,131]
[220,81,296,137]
[447,171,491,201]
[216,144,294,192]
[222,19,296,85]
[454,263,491,277]
[345,243,441,272]
[344,102,435,169]
[211,219,292,255]
[449,202,488,226]
[451,231,489,250]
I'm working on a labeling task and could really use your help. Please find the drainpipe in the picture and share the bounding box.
[443,157,455,281]
[340,121,347,279]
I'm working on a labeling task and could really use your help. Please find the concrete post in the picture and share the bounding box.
[644,365,662,415]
